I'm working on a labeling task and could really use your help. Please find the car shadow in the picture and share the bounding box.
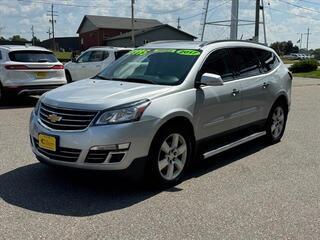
[0,138,270,217]
[0,96,38,110]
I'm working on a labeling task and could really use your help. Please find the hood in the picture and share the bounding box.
[42,79,172,110]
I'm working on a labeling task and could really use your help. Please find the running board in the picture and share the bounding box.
[203,131,266,159]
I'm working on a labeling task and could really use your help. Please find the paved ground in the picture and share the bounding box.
[0,77,319,239]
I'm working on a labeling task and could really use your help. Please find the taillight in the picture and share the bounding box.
[52,65,64,70]
[5,65,29,70]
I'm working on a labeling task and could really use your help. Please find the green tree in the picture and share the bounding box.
[9,35,28,42]
[270,41,299,56]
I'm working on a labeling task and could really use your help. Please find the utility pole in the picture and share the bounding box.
[199,0,210,41]
[253,0,260,42]
[131,0,135,47]
[230,0,239,40]
[47,27,52,40]
[306,28,310,51]
[177,17,181,30]
[261,0,267,44]
[47,4,58,50]
[31,25,35,45]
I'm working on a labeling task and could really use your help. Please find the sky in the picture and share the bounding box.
[1,0,320,49]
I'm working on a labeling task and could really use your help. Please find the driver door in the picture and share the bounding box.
[72,51,92,80]
[196,48,243,139]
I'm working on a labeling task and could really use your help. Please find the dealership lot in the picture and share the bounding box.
[0,77,319,239]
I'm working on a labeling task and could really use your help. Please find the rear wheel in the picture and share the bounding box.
[265,102,288,143]
[146,125,193,187]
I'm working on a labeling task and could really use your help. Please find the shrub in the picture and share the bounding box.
[289,59,319,73]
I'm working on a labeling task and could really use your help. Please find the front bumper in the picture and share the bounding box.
[29,112,157,170]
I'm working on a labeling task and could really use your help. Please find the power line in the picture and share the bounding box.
[268,7,320,21]
[278,0,320,15]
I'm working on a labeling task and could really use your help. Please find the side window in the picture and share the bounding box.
[115,50,130,60]
[102,51,109,60]
[229,48,261,78]
[88,51,105,62]
[200,49,234,81]
[0,51,2,60]
[255,49,280,73]
[77,51,92,63]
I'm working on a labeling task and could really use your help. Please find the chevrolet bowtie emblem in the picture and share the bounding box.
[47,114,62,123]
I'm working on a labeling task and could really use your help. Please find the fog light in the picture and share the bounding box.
[90,143,130,151]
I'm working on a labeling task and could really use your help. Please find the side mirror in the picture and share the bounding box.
[200,73,224,86]
[71,57,77,63]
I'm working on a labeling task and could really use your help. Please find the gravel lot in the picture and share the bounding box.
[0,77,319,239]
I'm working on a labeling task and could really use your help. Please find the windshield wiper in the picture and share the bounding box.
[94,75,109,80]
[111,77,156,84]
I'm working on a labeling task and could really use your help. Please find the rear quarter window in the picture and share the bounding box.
[254,49,280,73]
[115,50,130,60]
[9,50,58,63]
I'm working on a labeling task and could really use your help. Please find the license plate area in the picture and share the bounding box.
[38,133,58,152]
[35,72,48,79]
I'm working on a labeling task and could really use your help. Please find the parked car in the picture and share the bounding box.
[29,40,292,186]
[64,46,132,82]
[0,45,66,101]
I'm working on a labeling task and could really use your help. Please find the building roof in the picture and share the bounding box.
[106,24,197,41]
[77,15,162,33]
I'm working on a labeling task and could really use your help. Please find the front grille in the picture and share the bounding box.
[34,138,81,162]
[85,150,125,164]
[39,103,97,131]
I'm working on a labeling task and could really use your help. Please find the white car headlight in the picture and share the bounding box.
[95,100,150,125]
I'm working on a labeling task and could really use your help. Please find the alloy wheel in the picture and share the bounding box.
[158,133,187,181]
[271,106,285,139]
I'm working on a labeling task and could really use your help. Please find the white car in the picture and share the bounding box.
[64,47,132,82]
[0,45,66,101]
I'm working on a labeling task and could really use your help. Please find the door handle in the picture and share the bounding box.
[262,82,270,89]
[232,89,240,96]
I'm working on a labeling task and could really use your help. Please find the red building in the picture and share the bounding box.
[77,15,162,50]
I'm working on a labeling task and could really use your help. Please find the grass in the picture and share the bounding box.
[53,51,72,61]
[293,69,320,79]
[282,59,297,64]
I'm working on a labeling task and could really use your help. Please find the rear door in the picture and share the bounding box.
[229,47,266,125]
[196,48,243,139]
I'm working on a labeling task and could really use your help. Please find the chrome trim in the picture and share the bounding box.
[203,131,266,159]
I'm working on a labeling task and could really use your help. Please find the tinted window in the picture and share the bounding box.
[9,51,57,63]
[200,49,234,81]
[230,48,261,78]
[88,51,105,62]
[115,50,130,60]
[255,49,280,73]
[0,51,2,60]
[77,51,91,63]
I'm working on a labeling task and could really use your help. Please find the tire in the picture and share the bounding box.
[65,71,72,83]
[265,101,288,143]
[146,125,193,188]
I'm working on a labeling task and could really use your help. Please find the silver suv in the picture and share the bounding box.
[29,40,292,186]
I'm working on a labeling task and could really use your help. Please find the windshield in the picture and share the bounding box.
[95,49,202,85]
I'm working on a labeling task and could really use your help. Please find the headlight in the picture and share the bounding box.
[95,99,150,125]
[34,99,41,116]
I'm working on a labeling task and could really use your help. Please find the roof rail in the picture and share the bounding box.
[200,39,268,47]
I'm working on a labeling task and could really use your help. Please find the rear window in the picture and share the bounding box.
[9,51,58,63]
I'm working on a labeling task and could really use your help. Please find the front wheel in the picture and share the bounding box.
[265,103,288,143]
[146,126,193,187]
